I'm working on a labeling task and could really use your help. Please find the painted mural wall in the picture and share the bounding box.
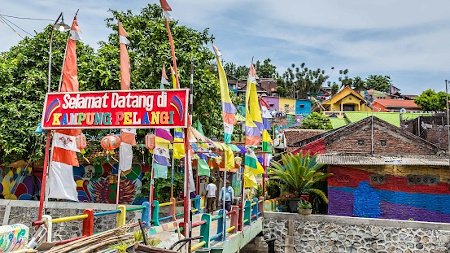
[0,163,147,205]
[328,165,450,223]
[0,224,28,252]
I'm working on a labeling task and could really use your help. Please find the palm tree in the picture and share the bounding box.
[269,153,332,204]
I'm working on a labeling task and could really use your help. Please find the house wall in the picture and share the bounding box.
[326,121,437,155]
[295,99,311,115]
[279,98,296,114]
[329,94,371,112]
[328,165,450,223]
[261,97,279,112]
[372,101,386,112]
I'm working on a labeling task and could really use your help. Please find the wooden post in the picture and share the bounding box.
[82,209,94,236]
[37,131,51,222]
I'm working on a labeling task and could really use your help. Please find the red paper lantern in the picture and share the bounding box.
[145,134,155,150]
[101,135,121,151]
[76,134,87,150]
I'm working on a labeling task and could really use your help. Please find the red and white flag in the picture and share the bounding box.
[118,21,136,171]
[48,16,82,201]
[119,21,130,90]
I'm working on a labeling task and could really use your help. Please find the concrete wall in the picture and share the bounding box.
[0,199,141,242]
[263,212,450,253]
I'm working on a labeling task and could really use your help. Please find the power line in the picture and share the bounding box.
[0,15,24,38]
[0,14,33,36]
[0,13,54,22]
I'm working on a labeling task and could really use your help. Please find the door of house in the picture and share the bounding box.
[343,104,356,111]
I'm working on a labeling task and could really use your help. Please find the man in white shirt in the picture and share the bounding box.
[219,179,235,212]
[205,178,217,214]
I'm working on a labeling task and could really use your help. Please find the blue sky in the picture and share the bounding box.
[1,0,450,94]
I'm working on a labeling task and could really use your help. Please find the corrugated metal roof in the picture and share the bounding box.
[317,154,449,166]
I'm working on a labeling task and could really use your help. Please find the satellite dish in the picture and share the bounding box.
[400,108,406,113]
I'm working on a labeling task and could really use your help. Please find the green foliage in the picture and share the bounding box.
[139,171,184,202]
[269,153,332,204]
[365,75,391,92]
[414,89,448,112]
[265,179,281,199]
[0,4,222,162]
[298,199,312,210]
[301,112,332,130]
[278,63,329,98]
[331,83,339,95]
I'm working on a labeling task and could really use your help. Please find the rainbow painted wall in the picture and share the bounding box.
[328,165,450,223]
[0,163,147,205]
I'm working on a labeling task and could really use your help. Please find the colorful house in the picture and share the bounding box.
[322,86,371,112]
[372,99,420,112]
[260,97,311,116]
[290,117,450,223]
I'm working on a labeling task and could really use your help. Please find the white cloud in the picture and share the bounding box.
[1,0,450,93]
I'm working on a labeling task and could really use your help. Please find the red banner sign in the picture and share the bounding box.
[41,89,189,129]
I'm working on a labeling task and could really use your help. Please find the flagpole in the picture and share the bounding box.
[149,164,155,224]
[37,131,51,222]
[115,169,121,205]
[170,155,175,199]
[222,156,227,241]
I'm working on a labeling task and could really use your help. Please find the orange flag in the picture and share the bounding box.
[49,15,82,201]
[118,21,131,90]
[60,16,81,93]
[160,0,172,11]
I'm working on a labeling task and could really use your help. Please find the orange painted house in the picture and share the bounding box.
[372,99,420,112]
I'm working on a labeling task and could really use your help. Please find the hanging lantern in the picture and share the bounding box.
[76,133,87,150]
[145,134,155,150]
[101,134,121,151]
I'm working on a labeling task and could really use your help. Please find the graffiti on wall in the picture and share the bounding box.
[0,166,39,200]
[328,166,450,223]
[0,163,147,205]
[0,224,29,252]
[74,163,147,204]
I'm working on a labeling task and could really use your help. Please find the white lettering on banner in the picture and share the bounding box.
[111,93,154,111]
[62,93,109,109]
[157,91,167,107]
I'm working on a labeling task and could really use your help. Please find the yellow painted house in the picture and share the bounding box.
[322,86,371,112]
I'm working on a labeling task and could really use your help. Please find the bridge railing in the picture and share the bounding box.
[193,198,263,251]
[152,195,201,226]
[42,201,150,243]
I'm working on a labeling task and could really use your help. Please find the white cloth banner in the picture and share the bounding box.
[47,161,78,201]
[53,132,79,152]
[119,142,133,171]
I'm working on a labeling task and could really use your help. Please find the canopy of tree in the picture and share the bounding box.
[414,89,449,112]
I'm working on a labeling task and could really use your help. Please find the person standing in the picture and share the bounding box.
[219,180,234,212]
[205,178,217,214]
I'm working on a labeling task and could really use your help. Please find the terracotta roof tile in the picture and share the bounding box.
[375,99,419,109]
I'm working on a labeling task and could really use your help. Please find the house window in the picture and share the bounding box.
[357,140,365,145]
[380,140,387,146]
[407,175,439,185]
[370,175,385,185]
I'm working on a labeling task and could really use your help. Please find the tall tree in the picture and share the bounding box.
[414,89,448,112]
[255,58,278,78]
[278,63,329,99]
[365,75,391,92]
